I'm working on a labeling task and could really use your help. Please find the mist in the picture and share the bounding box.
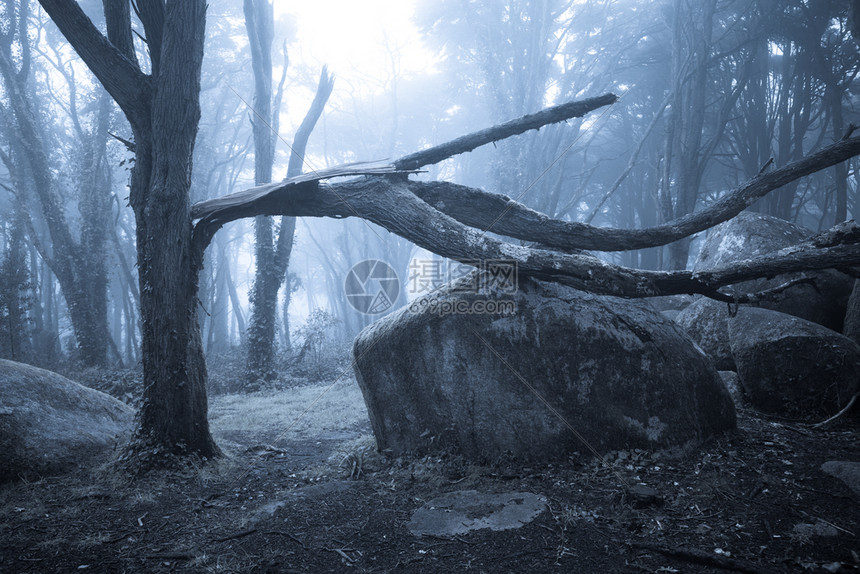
[2,1,859,571]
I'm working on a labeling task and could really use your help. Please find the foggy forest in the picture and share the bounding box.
[1,1,860,572]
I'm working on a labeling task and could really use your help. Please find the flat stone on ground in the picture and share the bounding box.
[408,490,546,537]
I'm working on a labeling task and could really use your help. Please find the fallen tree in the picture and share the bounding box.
[193,98,860,305]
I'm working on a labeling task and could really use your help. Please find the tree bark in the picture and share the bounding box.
[38,0,219,462]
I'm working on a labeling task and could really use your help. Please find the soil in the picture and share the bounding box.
[0,377,858,574]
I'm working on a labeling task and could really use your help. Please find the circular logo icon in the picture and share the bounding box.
[344,259,400,315]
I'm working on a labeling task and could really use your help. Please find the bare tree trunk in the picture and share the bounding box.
[244,10,333,377]
[38,0,219,461]
[244,0,278,380]
[664,0,714,270]
[830,81,849,224]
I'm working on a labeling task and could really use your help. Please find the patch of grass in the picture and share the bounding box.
[208,376,369,444]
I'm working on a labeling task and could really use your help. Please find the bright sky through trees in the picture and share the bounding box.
[277,0,437,95]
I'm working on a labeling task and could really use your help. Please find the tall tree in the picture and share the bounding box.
[244,0,279,380]
[38,0,219,460]
[244,0,333,379]
[0,212,31,361]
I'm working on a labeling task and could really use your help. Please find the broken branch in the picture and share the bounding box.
[393,93,617,171]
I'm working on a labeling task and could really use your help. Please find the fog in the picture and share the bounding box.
[1,0,858,373]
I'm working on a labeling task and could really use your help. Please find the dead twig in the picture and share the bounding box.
[631,542,776,574]
[811,392,859,428]
[212,527,258,543]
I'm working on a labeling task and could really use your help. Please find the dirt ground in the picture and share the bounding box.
[0,375,858,573]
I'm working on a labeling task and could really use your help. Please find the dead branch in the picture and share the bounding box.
[407,136,860,252]
[194,134,860,256]
[728,276,818,305]
[191,159,415,221]
[393,93,617,170]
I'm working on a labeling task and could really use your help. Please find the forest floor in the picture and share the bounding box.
[0,373,858,573]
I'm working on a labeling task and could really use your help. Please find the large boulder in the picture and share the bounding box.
[0,360,134,481]
[353,276,736,462]
[675,297,735,371]
[728,307,860,420]
[844,279,860,346]
[644,295,696,313]
[694,212,852,331]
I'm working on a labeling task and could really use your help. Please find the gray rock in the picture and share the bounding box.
[660,309,681,322]
[0,360,133,481]
[718,371,744,406]
[793,521,839,537]
[353,275,736,462]
[695,212,811,270]
[645,295,696,313]
[694,212,852,331]
[408,490,546,536]
[844,280,860,346]
[821,460,860,496]
[728,308,860,419]
[676,298,735,371]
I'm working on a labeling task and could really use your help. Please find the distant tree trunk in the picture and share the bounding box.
[0,215,30,361]
[206,233,232,354]
[73,89,113,365]
[244,0,333,379]
[0,0,110,366]
[664,0,713,270]
[276,68,334,347]
[244,0,278,380]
